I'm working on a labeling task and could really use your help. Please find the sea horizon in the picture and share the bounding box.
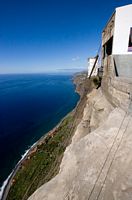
[0,68,85,76]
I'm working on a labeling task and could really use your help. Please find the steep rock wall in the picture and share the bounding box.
[28,76,132,200]
[29,89,127,200]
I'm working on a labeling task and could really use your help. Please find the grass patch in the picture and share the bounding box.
[92,76,102,88]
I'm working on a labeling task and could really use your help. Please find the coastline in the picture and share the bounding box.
[0,111,73,200]
[1,72,90,200]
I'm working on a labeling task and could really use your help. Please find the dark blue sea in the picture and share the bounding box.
[0,74,79,189]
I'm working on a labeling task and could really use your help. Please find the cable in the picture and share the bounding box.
[96,99,132,200]
[87,99,131,200]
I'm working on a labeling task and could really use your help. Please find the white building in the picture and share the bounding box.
[102,4,132,78]
[87,57,98,77]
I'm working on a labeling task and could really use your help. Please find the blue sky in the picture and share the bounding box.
[0,0,131,74]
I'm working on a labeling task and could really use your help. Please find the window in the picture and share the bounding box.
[106,37,113,55]
[128,27,132,52]
[103,36,113,58]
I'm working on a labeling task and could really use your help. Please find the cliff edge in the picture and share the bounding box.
[28,81,132,200]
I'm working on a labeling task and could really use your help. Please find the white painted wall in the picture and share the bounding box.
[112,4,132,55]
[87,58,98,77]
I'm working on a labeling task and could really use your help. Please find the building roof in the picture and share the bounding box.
[102,4,132,32]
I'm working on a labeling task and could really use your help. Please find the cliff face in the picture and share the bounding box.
[28,83,132,200]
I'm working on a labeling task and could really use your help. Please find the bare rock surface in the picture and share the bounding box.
[28,89,132,200]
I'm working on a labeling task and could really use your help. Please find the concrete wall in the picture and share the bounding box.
[102,13,115,46]
[102,4,132,78]
[101,55,132,111]
[112,5,132,77]
[113,55,132,77]
[113,4,132,55]
[101,76,131,111]
[101,5,132,108]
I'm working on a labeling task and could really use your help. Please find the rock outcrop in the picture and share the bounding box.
[28,88,132,200]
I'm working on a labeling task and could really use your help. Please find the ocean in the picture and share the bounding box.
[0,73,79,189]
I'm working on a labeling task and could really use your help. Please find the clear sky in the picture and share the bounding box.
[0,0,131,74]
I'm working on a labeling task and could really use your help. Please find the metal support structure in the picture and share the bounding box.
[88,55,99,79]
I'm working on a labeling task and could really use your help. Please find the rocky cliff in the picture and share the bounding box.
[28,77,132,200]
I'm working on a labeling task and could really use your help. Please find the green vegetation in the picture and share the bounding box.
[92,76,102,88]
[6,72,90,200]
[7,114,75,200]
